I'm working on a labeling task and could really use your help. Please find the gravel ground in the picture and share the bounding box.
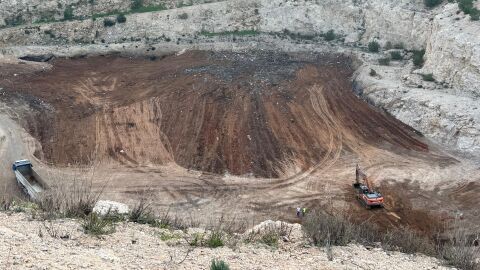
[0,212,453,270]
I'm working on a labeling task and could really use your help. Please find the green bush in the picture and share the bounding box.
[131,0,143,10]
[378,57,391,66]
[390,51,403,60]
[189,233,205,246]
[421,73,435,81]
[210,259,230,270]
[82,213,115,236]
[261,230,279,247]
[368,41,380,53]
[5,15,25,27]
[178,13,189,20]
[206,231,224,248]
[424,0,443,8]
[394,43,405,49]
[471,10,480,21]
[324,30,336,41]
[200,30,259,37]
[458,0,480,20]
[103,18,116,27]
[130,0,167,13]
[116,14,127,23]
[128,200,158,226]
[63,6,74,21]
[412,49,426,67]
[384,41,393,50]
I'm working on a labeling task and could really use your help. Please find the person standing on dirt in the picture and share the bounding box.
[302,207,307,217]
[296,207,301,217]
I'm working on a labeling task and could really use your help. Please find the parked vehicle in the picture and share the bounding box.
[12,159,47,200]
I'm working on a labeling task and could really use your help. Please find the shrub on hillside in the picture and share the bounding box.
[390,51,403,60]
[378,57,391,66]
[37,177,101,219]
[303,210,379,246]
[382,228,436,255]
[103,18,116,27]
[116,14,127,23]
[458,0,480,20]
[303,210,479,270]
[5,15,25,26]
[131,0,143,10]
[324,30,336,41]
[368,41,380,52]
[128,199,157,225]
[384,41,393,50]
[82,213,115,236]
[206,231,224,248]
[63,6,74,21]
[412,49,426,67]
[210,259,230,270]
[394,42,405,49]
[421,73,435,81]
[424,0,443,8]
[178,13,189,20]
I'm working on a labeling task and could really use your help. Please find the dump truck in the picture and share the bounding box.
[12,159,47,200]
[353,165,384,209]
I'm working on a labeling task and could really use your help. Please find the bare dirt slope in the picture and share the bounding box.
[0,51,433,177]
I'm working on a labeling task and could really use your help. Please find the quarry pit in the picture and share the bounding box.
[1,51,431,176]
[1,50,478,234]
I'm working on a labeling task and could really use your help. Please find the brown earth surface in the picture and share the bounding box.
[0,51,478,236]
[0,51,432,177]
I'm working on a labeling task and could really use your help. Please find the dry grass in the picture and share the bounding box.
[0,184,14,211]
[0,194,13,211]
[303,210,378,246]
[303,210,480,270]
[128,198,158,226]
[382,227,436,255]
[437,219,480,270]
[245,222,293,248]
[37,168,105,219]
[82,213,115,236]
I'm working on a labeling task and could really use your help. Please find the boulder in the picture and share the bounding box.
[93,200,129,216]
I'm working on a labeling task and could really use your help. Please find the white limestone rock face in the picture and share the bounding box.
[258,0,431,49]
[0,0,434,50]
[93,200,129,215]
[0,0,224,27]
[257,0,362,36]
[360,0,431,49]
[355,64,480,157]
[423,4,480,99]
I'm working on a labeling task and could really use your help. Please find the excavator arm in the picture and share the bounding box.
[364,176,373,192]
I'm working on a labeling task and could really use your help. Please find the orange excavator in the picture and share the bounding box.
[353,165,384,209]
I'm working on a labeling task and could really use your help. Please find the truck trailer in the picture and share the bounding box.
[12,159,47,200]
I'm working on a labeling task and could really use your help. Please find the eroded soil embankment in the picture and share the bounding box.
[0,51,430,178]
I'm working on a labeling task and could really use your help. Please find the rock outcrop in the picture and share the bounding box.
[423,4,480,99]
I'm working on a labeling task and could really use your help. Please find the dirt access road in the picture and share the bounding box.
[0,51,479,232]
